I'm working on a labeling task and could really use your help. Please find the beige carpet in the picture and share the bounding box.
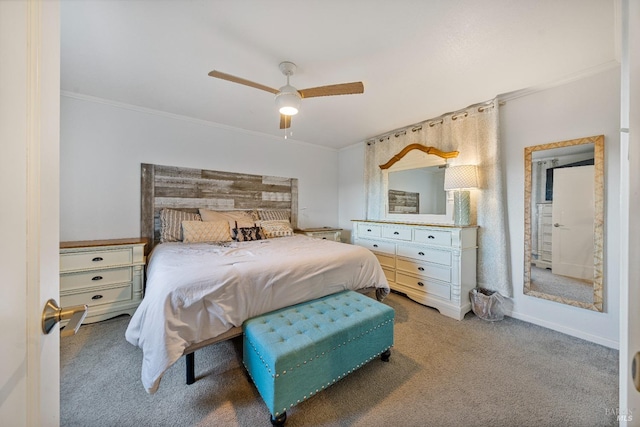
[60,291,618,427]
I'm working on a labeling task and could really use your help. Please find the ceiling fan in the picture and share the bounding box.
[208,61,364,129]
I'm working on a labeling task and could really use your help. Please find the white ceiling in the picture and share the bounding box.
[61,0,617,149]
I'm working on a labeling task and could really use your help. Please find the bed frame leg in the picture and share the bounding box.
[380,349,391,362]
[186,352,195,385]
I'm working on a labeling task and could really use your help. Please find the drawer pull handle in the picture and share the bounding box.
[322,237,327,239]
[417,282,425,287]
[91,294,103,300]
[418,252,425,256]
[367,229,372,232]
[418,267,425,271]
[373,244,379,248]
[393,231,399,235]
[92,257,104,262]
[91,276,103,281]
[428,235,435,239]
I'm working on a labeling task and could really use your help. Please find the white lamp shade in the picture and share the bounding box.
[276,85,301,115]
[444,165,478,190]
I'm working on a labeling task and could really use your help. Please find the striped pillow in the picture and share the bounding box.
[260,220,294,238]
[257,209,290,221]
[182,220,231,243]
[160,209,201,242]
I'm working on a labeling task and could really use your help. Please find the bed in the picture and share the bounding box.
[125,164,390,394]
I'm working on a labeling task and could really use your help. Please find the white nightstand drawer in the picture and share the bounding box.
[61,283,133,307]
[382,226,411,241]
[413,229,452,246]
[396,272,450,300]
[61,248,132,272]
[396,258,451,282]
[397,245,452,266]
[61,267,132,291]
[357,223,382,238]
[354,238,395,255]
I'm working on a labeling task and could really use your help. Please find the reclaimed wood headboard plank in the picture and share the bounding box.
[140,163,298,251]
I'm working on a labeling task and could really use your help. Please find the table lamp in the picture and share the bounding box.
[444,165,478,226]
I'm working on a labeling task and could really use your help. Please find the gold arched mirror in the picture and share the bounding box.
[524,135,604,311]
[379,144,459,224]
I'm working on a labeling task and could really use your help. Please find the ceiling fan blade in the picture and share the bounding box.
[280,114,292,129]
[208,70,279,94]
[298,82,364,98]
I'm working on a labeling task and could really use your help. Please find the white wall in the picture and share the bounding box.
[501,66,620,348]
[60,95,340,241]
[338,67,621,347]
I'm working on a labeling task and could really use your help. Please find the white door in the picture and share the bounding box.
[551,165,595,280]
[620,0,640,424]
[0,1,60,426]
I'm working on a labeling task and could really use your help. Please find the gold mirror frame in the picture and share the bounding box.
[523,135,604,311]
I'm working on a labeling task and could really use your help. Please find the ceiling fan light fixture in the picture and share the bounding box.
[276,85,301,116]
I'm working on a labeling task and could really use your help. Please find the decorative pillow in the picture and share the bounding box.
[260,220,294,238]
[257,209,290,222]
[231,224,266,242]
[160,208,201,242]
[182,220,232,243]
[199,209,255,228]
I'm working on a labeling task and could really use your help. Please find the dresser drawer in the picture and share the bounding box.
[397,245,451,266]
[382,267,395,283]
[375,253,395,269]
[60,248,132,272]
[61,283,133,308]
[357,223,382,238]
[396,258,451,282]
[60,267,132,291]
[381,226,411,241]
[413,229,452,246]
[396,272,450,300]
[354,238,395,256]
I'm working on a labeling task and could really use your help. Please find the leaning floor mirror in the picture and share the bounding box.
[523,135,604,311]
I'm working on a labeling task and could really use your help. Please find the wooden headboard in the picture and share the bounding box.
[141,163,298,251]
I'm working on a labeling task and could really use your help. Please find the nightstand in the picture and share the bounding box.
[60,238,147,324]
[295,227,343,242]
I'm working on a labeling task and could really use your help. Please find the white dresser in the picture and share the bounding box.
[60,238,147,324]
[352,220,477,320]
[295,227,342,242]
[534,203,553,269]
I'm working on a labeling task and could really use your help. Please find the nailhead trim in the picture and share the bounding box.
[245,317,394,378]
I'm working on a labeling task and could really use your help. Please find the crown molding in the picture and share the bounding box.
[497,60,620,102]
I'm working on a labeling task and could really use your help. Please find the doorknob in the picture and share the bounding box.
[42,298,88,337]
[633,352,640,392]
[553,223,564,227]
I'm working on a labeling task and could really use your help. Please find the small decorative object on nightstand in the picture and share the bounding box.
[59,238,147,325]
[295,227,343,242]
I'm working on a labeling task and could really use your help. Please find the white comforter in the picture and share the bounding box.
[125,235,390,393]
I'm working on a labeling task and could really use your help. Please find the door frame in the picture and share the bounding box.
[0,0,60,425]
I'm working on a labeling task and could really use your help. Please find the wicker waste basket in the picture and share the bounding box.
[469,288,504,321]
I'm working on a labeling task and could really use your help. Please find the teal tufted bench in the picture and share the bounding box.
[243,290,395,426]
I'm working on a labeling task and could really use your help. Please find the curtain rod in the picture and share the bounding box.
[366,99,501,145]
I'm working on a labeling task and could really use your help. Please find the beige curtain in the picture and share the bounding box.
[364,98,512,297]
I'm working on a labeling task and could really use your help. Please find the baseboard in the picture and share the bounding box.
[507,309,619,350]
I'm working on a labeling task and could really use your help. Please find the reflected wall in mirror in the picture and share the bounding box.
[523,135,604,311]
[380,144,459,224]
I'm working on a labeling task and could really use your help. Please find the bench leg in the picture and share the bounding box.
[270,411,286,426]
[381,349,391,362]
[186,352,195,385]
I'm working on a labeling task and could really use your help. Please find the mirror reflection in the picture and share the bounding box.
[523,135,604,311]
[380,144,458,224]
[387,166,446,215]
